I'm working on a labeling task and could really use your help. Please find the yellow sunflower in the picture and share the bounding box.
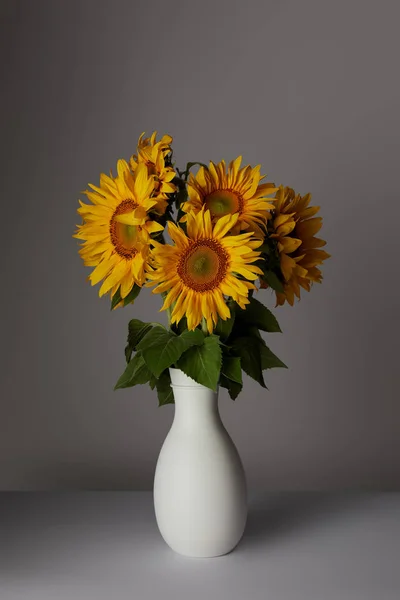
[147,209,263,333]
[74,160,164,302]
[181,157,277,237]
[268,186,330,305]
[130,131,176,215]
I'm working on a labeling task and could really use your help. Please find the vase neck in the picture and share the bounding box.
[173,388,220,423]
[169,369,220,427]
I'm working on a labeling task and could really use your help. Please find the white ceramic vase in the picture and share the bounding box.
[153,368,247,558]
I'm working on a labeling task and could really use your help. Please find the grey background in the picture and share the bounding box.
[1,0,399,490]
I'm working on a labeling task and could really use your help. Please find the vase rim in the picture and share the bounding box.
[169,368,217,390]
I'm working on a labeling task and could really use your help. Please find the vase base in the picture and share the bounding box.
[162,538,243,558]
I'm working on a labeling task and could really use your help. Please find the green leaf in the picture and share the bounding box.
[214,312,235,342]
[246,325,263,340]
[155,370,174,406]
[138,327,204,378]
[258,244,271,254]
[178,328,204,346]
[114,352,152,390]
[125,320,157,364]
[236,297,282,333]
[175,186,188,208]
[263,271,284,293]
[136,325,166,349]
[124,284,142,304]
[111,284,141,310]
[127,319,155,351]
[221,356,242,384]
[231,336,266,388]
[149,375,157,390]
[172,316,188,335]
[125,343,133,364]
[220,374,242,401]
[177,335,222,391]
[233,325,286,371]
[111,288,123,310]
[260,344,287,369]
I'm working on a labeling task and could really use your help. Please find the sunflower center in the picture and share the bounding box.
[205,189,242,217]
[177,239,228,292]
[110,199,139,258]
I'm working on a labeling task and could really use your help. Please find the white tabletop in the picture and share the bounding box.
[1,492,399,600]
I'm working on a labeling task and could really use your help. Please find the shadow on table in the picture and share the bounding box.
[242,492,368,548]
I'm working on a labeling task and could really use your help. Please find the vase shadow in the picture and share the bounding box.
[242,492,366,549]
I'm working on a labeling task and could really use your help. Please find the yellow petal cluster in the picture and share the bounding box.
[130,132,176,216]
[182,157,277,238]
[269,186,330,305]
[74,161,164,302]
[147,208,263,333]
[74,133,330,322]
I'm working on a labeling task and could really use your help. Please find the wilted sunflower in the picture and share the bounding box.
[130,131,176,215]
[267,186,330,306]
[74,160,164,301]
[147,209,263,333]
[181,157,277,237]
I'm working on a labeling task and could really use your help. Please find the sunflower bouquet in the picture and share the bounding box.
[74,132,329,404]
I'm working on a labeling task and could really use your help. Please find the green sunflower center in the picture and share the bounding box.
[178,239,229,292]
[205,189,242,217]
[110,200,139,258]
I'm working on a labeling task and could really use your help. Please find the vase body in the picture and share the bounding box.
[153,368,247,557]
